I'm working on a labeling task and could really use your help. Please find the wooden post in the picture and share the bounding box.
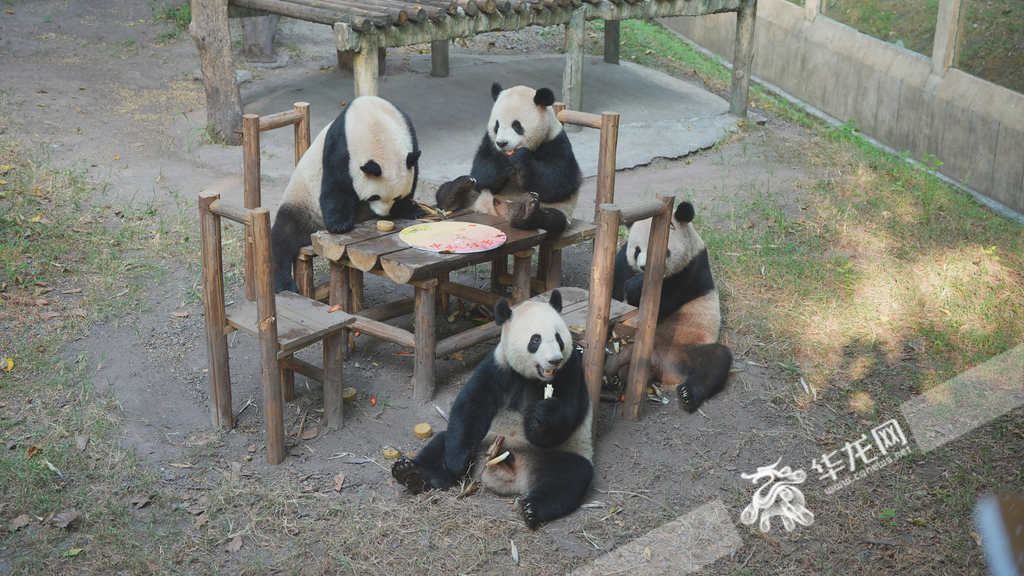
[189,0,244,145]
[414,279,438,402]
[199,191,234,430]
[583,203,620,435]
[294,252,314,298]
[931,0,967,76]
[511,249,535,304]
[330,262,352,357]
[323,329,344,429]
[541,248,561,292]
[280,360,295,402]
[353,30,381,97]
[491,256,508,295]
[595,111,620,219]
[243,114,261,302]
[250,207,286,464]
[804,0,818,21]
[729,0,757,118]
[294,101,311,165]
[431,39,450,77]
[603,20,620,65]
[378,46,387,75]
[241,14,279,62]
[622,195,673,421]
[562,7,585,127]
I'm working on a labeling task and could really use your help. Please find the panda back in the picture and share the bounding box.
[276,122,332,224]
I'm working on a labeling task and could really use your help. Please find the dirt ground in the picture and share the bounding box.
[1,2,982,575]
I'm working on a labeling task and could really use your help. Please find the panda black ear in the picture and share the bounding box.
[675,202,695,224]
[495,299,512,326]
[360,160,382,177]
[548,289,562,313]
[534,88,555,108]
[491,83,503,102]
[406,150,421,169]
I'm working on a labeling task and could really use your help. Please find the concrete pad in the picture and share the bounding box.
[212,52,736,213]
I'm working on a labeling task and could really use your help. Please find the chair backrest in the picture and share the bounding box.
[553,104,619,221]
[241,103,312,301]
[582,195,675,425]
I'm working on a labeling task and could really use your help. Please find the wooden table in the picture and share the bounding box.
[310,211,547,402]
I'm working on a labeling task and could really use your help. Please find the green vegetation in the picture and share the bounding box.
[150,0,192,43]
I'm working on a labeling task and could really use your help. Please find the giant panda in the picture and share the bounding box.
[435,83,582,238]
[270,96,424,293]
[607,201,733,412]
[391,290,593,529]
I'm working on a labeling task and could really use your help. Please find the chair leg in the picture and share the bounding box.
[511,249,535,304]
[323,332,344,430]
[280,358,295,402]
[294,253,314,298]
[413,280,437,403]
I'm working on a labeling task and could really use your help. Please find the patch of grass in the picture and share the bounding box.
[150,1,191,43]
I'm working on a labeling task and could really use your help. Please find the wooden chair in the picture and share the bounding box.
[241,103,327,302]
[539,195,673,426]
[491,107,619,295]
[199,191,356,465]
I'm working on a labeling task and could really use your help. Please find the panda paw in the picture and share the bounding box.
[508,192,541,229]
[676,384,701,413]
[392,457,430,495]
[520,498,541,530]
[435,175,476,212]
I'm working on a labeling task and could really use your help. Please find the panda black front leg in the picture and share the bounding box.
[388,193,428,220]
[519,451,594,529]
[435,175,477,212]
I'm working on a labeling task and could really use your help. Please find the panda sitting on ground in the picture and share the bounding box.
[392,290,593,529]
[606,201,733,412]
[435,83,582,239]
[270,96,424,293]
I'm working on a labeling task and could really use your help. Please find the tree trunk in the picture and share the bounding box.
[242,14,280,62]
[190,0,244,145]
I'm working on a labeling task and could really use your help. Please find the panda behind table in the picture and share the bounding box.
[608,201,734,412]
[391,290,593,530]
[270,96,425,293]
[435,83,583,239]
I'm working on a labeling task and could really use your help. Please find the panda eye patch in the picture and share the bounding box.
[494,120,499,132]
[633,246,641,260]
[665,249,671,260]
[555,333,564,351]
[512,120,524,135]
[528,334,541,354]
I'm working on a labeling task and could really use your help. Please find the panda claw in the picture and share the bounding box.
[508,193,541,229]
[392,457,430,495]
[676,384,699,413]
[520,498,541,530]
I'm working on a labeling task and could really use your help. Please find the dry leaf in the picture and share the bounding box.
[185,503,206,515]
[147,560,160,572]
[334,472,345,492]
[30,213,42,223]
[172,312,188,318]
[225,536,242,553]
[25,445,40,459]
[246,444,256,453]
[643,545,653,560]
[76,435,89,452]
[1,358,13,372]
[194,514,209,529]
[72,308,86,318]
[64,548,84,557]
[168,462,193,468]
[50,509,80,528]
[10,514,31,531]
[130,494,150,510]
[301,427,318,440]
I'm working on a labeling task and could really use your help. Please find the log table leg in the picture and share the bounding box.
[511,249,535,304]
[542,247,562,292]
[280,360,295,402]
[330,261,351,357]
[491,255,508,295]
[413,278,438,402]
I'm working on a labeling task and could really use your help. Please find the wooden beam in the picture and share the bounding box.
[562,7,585,120]
[931,0,967,76]
[729,0,756,118]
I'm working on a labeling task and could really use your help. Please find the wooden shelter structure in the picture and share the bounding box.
[211,0,756,128]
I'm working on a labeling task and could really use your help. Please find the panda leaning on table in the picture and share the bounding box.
[391,290,594,530]
[607,201,734,412]
[269,95,425,293]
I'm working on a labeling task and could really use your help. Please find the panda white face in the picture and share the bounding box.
[626,202,706,276]
[494,292,571,382]
[487,84,563,154]
[345,96,420,217]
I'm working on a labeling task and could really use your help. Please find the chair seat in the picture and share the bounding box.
[226,291,356,357]
[530,287,637,340]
